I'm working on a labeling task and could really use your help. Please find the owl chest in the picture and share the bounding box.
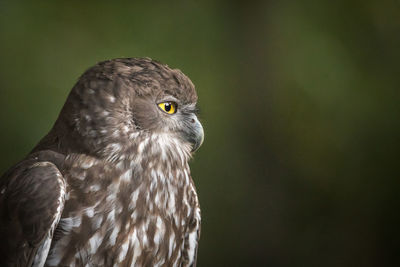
[54,163,199,266]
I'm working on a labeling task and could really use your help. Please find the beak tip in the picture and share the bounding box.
[191,130,204,152]
[191,123,204,152]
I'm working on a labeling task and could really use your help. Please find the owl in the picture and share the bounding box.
[0,58,204,266]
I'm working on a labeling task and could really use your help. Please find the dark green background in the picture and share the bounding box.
[1,1,399,266]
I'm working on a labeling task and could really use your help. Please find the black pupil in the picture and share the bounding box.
[165,103,171,112]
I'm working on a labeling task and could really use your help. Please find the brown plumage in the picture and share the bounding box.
[0,58,204,266]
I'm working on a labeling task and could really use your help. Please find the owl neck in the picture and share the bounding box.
[100,132,192,167]
[98,132,193,195]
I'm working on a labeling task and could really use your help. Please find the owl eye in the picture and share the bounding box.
[158,102,177,114]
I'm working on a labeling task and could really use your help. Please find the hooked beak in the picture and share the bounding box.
[180,114,204,152]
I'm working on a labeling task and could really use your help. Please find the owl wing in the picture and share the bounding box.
[0,152,66,267]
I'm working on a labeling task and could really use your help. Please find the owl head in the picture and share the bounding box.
[40,58,204,161]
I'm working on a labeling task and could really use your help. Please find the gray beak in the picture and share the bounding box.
[181,114,204,152]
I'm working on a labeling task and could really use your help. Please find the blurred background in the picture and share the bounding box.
[1,0,399,266]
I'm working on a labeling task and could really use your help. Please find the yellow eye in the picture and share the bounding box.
[158,102,177,114]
